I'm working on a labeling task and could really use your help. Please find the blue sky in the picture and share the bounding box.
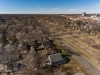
[0,0,100,14]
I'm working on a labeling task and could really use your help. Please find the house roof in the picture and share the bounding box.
[42,37,53,47]
[42,37,49,42]
[43,41,51,47]
[7,63,25,72]
[47,50,57,55]
[72,72,84,75]
[48,53,65,66]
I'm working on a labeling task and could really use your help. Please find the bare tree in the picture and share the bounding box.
[22,51,44,75]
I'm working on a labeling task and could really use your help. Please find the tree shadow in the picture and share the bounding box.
[37,48,44,50]
[57,49,62,53]
[62,55,70,63]
[68,50,80,56]
[72,35,79,38]
[92,45,100,50]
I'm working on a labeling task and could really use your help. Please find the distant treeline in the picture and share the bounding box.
[0,14,100,17]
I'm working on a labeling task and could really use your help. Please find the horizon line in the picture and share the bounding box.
[0,13,99,15]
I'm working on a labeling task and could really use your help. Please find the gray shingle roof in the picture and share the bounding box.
[47,50,57,55]
[43,41,51,46]
[72,72,84,75]
[48,53,65,66]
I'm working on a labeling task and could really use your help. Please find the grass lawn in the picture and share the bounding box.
[62,36,100,70]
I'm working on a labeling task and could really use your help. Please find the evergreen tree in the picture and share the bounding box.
[12,35,18,43]
[2,34,8,46]
[47,65,54,73]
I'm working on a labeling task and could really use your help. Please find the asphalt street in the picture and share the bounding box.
[56,38,100,75]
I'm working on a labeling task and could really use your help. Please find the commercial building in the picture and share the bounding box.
[82,12,86,17]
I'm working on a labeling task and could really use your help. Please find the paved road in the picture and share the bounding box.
[56,38,100,75]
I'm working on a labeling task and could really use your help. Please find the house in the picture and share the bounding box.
[43,40,52,47]
[0,62,25,75]
[42,37,52,47]
[7,63,25,72]
[44,44,57,55]
[42,38,57,55]
[0,54,20,63]
[48,53,66,66]
[72,72,84,75]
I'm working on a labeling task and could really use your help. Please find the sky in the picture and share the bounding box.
[0,0,100,14]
